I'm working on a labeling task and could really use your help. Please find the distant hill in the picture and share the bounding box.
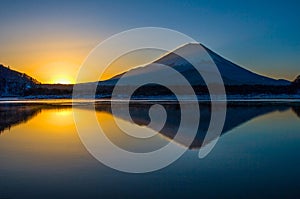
[0,64,74,97]
[0,64,39,97]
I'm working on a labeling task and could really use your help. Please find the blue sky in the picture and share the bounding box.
[0,0,299,81]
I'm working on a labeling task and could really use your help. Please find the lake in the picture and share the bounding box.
[0,100,299,198]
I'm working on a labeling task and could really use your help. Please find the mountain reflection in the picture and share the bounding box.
[95,102,298,149]
[0,101,299,149]
[292,106,300,118]
[0,105,41,133]
[0,103,69,134]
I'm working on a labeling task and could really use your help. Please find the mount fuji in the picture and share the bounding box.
[103,43,291,86]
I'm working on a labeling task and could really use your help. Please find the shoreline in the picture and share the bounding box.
[1,98,300,104]
[1,93,300,102]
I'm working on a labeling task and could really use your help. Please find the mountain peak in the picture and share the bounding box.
[105,43,292,87]
[113,43,290,86]
[293,75,300,85]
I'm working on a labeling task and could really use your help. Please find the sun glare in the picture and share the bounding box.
[52,77,73,84]
[39,62,78,84]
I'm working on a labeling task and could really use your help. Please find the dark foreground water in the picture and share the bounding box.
[0,100,299,199]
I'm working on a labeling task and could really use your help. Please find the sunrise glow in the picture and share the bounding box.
[38,62,77,84]
[52,77,74,84]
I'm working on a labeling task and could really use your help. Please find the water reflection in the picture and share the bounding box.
[0,105,41,133]
[0,101,300,199]
[292,106,300,117]
[1,101,299,149]
[96,102,300,149]
[0,104,70,134]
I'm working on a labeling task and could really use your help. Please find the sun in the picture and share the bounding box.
[55,79,72,84]
[40,62,78,84]
[52,77,74,84]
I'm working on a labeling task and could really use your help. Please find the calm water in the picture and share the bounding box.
[0,100,299,199]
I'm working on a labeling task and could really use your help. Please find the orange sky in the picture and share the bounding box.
[0,34,165,84]
[0,34,97,84]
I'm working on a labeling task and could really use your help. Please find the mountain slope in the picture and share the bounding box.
[0,64,39,96]
[294,75,300,85]
[104,43,290,86]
